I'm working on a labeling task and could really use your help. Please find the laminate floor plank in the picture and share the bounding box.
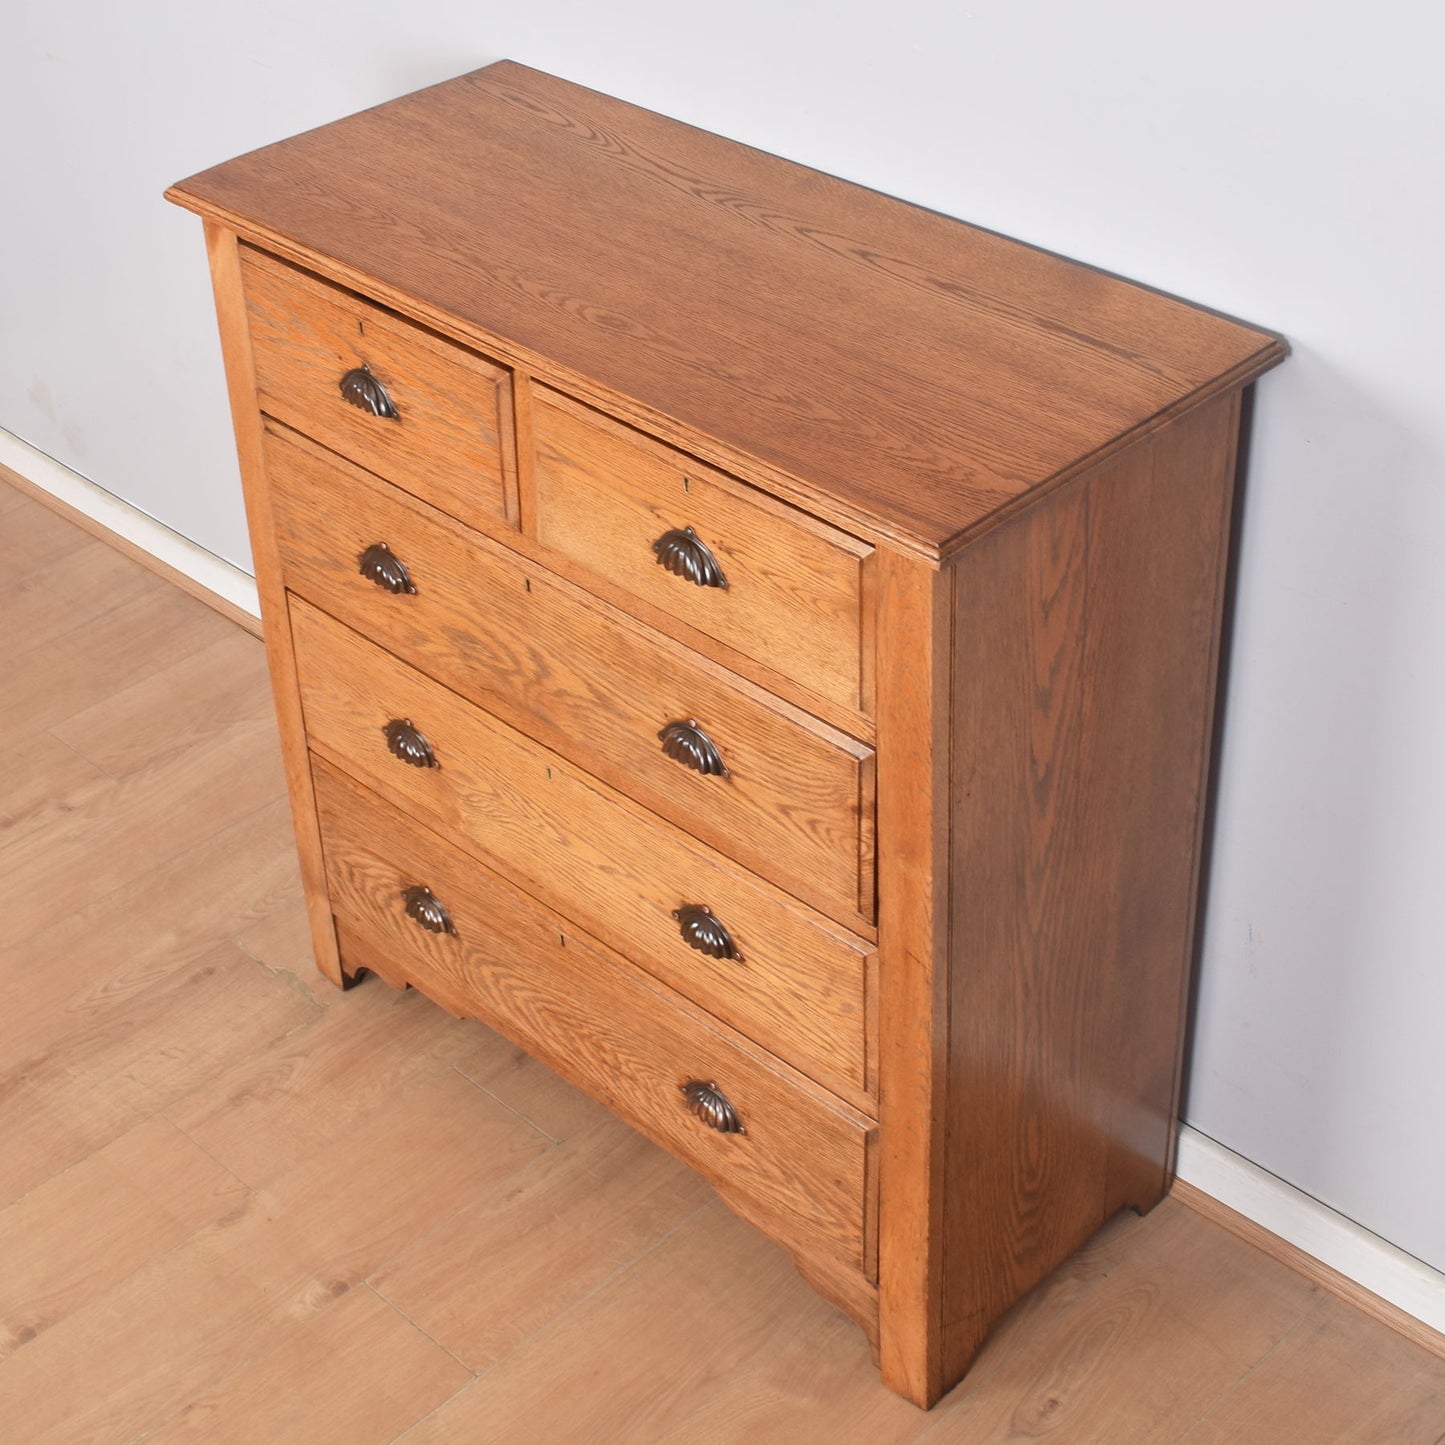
[0,730,109,834]
[0,798,303,1066]
[1176,1291,1445,1445]
[916,1201,1319,1442]
[139,1285,472,1445]
[454,1029,622,1144]
[0,493,99,577]
[49,628,273,778]
[0,940,316,1206]
[0,709,286,946]
[164,980,484,1189]
[4,538,164,660]
[0,1117,247,1359]
[0,1071,546,1445]
[0,476,32,514]
[232,894,342,1005]
[0,582,237,734]
[395,1201,830,1444]
[372,1111,712,1371]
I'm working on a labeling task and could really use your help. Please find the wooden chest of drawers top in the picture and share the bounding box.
[167,61,1282,557]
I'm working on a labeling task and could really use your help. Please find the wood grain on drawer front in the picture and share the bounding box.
[313,760,877,1293]
[530,385,873,716]
[291,599,876,1105]
[239,246,516,529]
[264,423,876,928]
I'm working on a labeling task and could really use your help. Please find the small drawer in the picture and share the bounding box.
[292,599,877,1105]
[314,760,877,1286]
[265,423,876,927]
[240,246,515,530]
[529,386,873,716]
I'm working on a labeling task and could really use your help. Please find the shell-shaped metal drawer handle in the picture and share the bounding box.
[339,363,398,419]
[658,719,728,778]
[672,904,743,963]
[402,884,455,935]
[651,526,728,589]
[382,718,439,769]
[680,1080,745,1135]
[358,542,417,595]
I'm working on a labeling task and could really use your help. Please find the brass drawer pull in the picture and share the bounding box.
[401,884,456,935]
[680,1080,745,1134]
[382,718,439,769]
[358,542,417,595]
[339,363,398,419]
[672,904,743,963]
[658,718,728,778]
[651,525,727,589]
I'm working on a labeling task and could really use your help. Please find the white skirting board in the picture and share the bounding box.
[0,428,260,621]
[6,427,1443,1343]
[1176,1124,1445,1336]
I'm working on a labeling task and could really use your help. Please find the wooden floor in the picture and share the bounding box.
[3,476,1444,1444]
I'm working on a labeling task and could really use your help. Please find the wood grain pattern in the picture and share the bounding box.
[264,422,875,928]
[874,549,953,1407]
[0,1118,246,1359]
[938,394,1242,1385]
[203,222,344,986]
[167,63,1284,556]
[530,383,873,713]
[240,245,515,532]
[370,1113,712,1371]
[140,1284,471,1445]
[292,599,876,1103]
[1174,1292,1445,1444]
[314,760,877,1302]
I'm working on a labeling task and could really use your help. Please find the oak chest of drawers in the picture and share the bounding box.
[168,62,1284,1407]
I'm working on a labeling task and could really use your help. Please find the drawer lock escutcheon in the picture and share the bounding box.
[401,884,456,936]
[657,718,728,778]
[651,525,728,589]
[382,718,439,769]
[672,904,743,963]
[358,542,417,595]
[339,363,399,419]
[680,1080,745,1135]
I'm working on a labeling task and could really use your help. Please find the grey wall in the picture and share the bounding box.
[4,3,1442,1269]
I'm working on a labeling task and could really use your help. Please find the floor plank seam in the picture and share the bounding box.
[453,1063,581,1148]
[2,568,168,675]
[361,1278,479,1382]
[228,931,337,1010]
[0,791,294,958]
[1165,1292,1325,1444]
[392,1191,721,1409]
[39,723,122,784]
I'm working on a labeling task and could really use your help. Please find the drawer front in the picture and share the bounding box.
[314,760,876,1284]
[530,386,873,716]
[240,246,514,530]
[265,423,876,927]
[292,598,876,1103]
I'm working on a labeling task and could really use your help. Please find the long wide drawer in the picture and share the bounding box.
[313,760,877,1289]
[530,385,874,717]
[265,422,876,928]
[240,247,515,531]
[292,598,876,1105]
